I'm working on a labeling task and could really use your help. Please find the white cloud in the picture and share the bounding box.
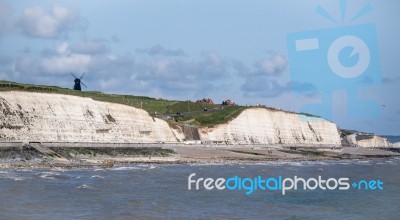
[152,59,170,74]
[99,78,121,90]
[204,51,223,65]
[254,54,287,76]
[56,42,70,55]
[242,76,289,98]
[41,53,91,73]
[232,60,251,76]
[12,56,38,75]
[17,4,85,38]
[134,51,228,82]
[136,44,186,56]
[129,51,230,98]
[238,53,290,98]
[74,38,108,55]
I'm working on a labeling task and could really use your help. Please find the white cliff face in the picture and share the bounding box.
[200,108,341,145]
[1,92,343,146]
[344,134,391,148]
[356,136,390,148]
[0,91,179,142]
[345,134,357,146]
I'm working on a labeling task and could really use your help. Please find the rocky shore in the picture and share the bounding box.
[1,143,399,169]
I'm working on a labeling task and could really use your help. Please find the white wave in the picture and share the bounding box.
[77,184,91,189]
[148,165,157,169]
[38,171,70,180]
[336,161,351,165]
[50,167,67,172]
[0,173,25,181]
[188,163,225,166]
[91,175,104,179]
[109,166,143,171]
[285,162,306,166]
[40,174,57,179]
[253,162,283,167]
[38,171,60,179]
[356,160,372,164]
[15,169,32,172]
[137,164,150,167]
[40,171,61,175]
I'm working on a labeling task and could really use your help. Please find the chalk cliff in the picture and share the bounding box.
[1,92,342,146]
[357,136,390,148]
[0,91,178,142]
[200,108,341,145]
[356,135,390,148]
[343,134,391,148]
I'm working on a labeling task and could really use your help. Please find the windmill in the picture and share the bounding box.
[71,73,87,91]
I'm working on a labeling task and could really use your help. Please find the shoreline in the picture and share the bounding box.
[1,144,399,169]
[1,156,399,170]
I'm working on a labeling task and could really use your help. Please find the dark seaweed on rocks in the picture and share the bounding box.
[0,145,43,160]
[50,147,175,158]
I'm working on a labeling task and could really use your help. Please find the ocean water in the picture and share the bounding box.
[0,159,399,220]
[383,135,400,144]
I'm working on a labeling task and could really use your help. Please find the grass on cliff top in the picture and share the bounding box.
[176,106,247,127]
[355,134,375,141]
[164,101,215,114]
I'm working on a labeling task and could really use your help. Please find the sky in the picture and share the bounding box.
[0,0,399,135]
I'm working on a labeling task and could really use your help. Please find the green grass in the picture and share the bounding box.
[356,134,374,141]
[165,101,215,114]
[298,112,323,118]
[176,106,246,127]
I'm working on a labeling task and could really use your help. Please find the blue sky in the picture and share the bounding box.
[0,0,399,135]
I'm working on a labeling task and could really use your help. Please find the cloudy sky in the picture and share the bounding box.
[0,0,399,135]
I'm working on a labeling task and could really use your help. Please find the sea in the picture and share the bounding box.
[383,135,400,144]
[0,158,399,220]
